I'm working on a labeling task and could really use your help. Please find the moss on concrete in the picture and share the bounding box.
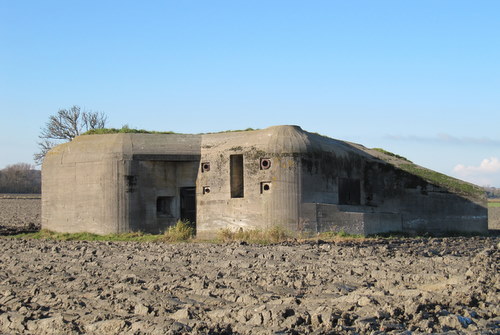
[372,148,411,162]
[368,147,484,199]
[398,163,485,198]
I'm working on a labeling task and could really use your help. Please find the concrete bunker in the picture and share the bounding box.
[42,125,488,237]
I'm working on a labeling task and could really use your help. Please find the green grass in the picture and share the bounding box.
[83,126,258,136]
[206,128,257,134]
[316,230,364,239]
[398,163,484,198]
[370,148,484,198]
[217,226,292,244]
[0,193,41,199]
[216,227,368,244]
[372,148,412,162]
[12,230,162,242]
[9,226,366,244]
[83,125,177,135]
[11,220,196,242]
[8,226,485,243]
[488,201,500,208]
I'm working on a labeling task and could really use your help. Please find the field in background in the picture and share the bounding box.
[488,199,500,208]
[0,195,41,235]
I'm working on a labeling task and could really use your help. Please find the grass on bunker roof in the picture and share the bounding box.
[82,126,258,136]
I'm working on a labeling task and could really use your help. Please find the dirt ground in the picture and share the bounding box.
[0,196,499,334]
[0,237,498,334]
[0,195,40,235]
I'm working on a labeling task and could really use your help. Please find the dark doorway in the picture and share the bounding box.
[339,178,361,205]
[180,187,196,224]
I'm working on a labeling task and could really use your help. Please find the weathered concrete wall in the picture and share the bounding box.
[42,133,201,234]
[295,132,487,236]
[362,161,488,234]
[300,203,402,235]
[196,126,307,238]
[126,160,198,233]
[42,135,125,234]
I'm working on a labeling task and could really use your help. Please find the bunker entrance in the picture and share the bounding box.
[180,187,196,225]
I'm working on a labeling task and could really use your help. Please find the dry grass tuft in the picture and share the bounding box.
[162,220,195,242]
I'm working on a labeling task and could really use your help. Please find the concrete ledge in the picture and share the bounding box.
[132,154,200,161]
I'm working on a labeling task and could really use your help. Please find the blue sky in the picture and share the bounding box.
[1,1,499,186]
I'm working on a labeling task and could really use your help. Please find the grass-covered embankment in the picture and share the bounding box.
[370,148,485,199]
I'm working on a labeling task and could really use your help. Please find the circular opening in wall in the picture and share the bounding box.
[203,186,211,194]
[263,184,270,191]
[260,159,271,170]
[202,162,210,172]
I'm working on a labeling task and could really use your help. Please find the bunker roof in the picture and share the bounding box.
[45,133,201,164]
[201,125,374,158]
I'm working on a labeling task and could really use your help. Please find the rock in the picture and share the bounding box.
[439,314,468,330]
[27,314,79,335]
[404,299,421,316]
[134,303,150,315]
[357,296,373,307]
[170,321,192,333]
[354,317,378,331]
[249,312,263,326]
[456,315,473,327]
[282,314,305,328]
[171,308,192,321]
[379,320,405,332]
[84,319,128,335]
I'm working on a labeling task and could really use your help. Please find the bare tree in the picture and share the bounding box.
[34,106,107,164]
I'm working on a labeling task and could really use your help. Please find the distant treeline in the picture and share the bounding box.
[484,186,500,199]
[0,163,41,194]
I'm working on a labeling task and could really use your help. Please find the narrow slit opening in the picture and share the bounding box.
[230,154,244,198]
